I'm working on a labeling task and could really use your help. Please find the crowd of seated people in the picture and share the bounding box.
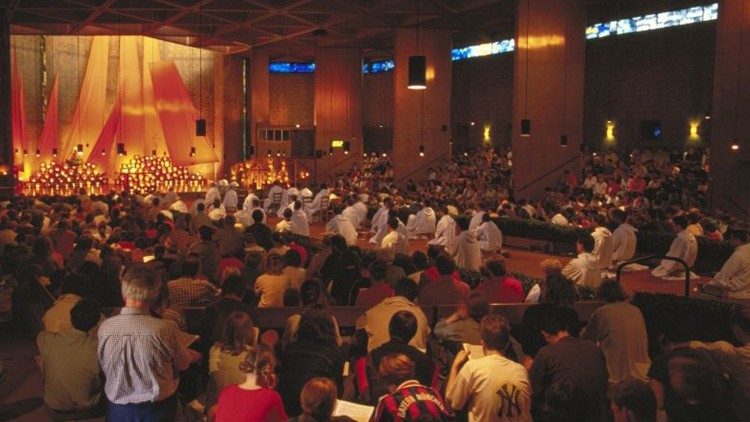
[0,181,748,421]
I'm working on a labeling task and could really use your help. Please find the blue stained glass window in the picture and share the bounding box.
[451,39,515,61]
[585,3,718,39]
[363,60,395,74]
[268,62,316,73]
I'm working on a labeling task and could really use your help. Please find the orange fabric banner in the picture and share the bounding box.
[149,60,219,166]
[87,99,121,174]
[38,73,60,157]
[11,47,28,173]
[142,37,169,157]
[63,37,109,163]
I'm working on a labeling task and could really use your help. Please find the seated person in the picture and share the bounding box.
[609,379,657,422]
[434,291,490,346]
[651,215,698,279]
[371,310,435,387]
[294,377,354,422]
[281,283,343,353]
[562,232,602,288]
[476,258,524,303]
[707,228,750,299]
[37,298,105,419]
[214,345,287,421]
[372,354,452,421]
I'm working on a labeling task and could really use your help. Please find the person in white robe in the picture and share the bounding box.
[708,229,750,299]
[353,194,369,229]
[475,213,503,253]
[169,198,188,214]
[406,202,437,238]
[446,216,482,272]
[428,207,456,247]
[651,216,698,279]
[562,233,603,288]
[468,209,485,233]
[264,182,284,213]
[290,201,310,237]
[276,208,295,233]
[381,217,409,256]
[242,191,260,211]
[341,197,361,230]
[208,202,226,222]
[325,205,358,246]
[369,199,393,245]
[591,214,614,270]
[299,187,313,199]
[611,209,637,263]
[277,186,299,218]
[222,182,239,210]
[204,182,221,210]
[307,184,331,217]
[234,207,253,228]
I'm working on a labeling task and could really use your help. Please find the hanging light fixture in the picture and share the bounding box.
[195,10,206,138]
[731,139,740,151]
[407,1,426,90]
[704,112,712,120]
[267,149,272,157]
[52,148,57,157]
[520,0,531,137]
[190,146,197,157]
[729,0,745,152]
[419,145,425,157]
[560,11,569,147]
[35,149,40,157]
[560,134,568,147]
[23,150,28,157]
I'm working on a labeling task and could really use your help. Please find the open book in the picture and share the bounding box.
[333,400,374,422]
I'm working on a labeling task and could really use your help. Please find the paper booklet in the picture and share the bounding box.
[333,400,374,422]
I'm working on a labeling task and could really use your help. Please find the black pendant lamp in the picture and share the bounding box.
[407,0,426,90]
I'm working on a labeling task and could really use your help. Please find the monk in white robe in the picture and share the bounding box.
[353,194,369,229]
[475,214,503,253]
[429,211,456,247]
[277,187,299,217]
[264,183,284,212]
[652,217,698,278]
[611,210,637,263]
[307,184,331,216]
[369,200,393,245]
[708,230,750,299]
[291,202,310,237]
[325,208,358,246]
[222,182,239,210]
[242,192,260,211]
[591,215,614,269]
[204,183,221,209]
[407,203,436,238]
[563,234,602,288]
[468,210,485,232]
[446,217,481,272]
[342,198,361,230]
[381,218,409,256]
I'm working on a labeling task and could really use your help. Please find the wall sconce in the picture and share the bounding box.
[606,121,615,141]
[689,121,700,140]
[483,125,491,144]
[730,139,740,151]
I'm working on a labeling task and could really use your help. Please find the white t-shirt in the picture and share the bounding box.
[446,354,532,422]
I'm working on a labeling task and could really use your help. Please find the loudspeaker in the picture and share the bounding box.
[315,149,324,159]
[195,119,207,137]
[248,145,255,156]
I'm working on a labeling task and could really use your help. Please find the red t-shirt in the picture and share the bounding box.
[215,385,287,422]
[355,281,395,308]
[476,276,525,303]
[217,257,246,281]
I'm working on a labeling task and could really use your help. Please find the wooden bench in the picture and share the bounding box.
[103,301,603,336]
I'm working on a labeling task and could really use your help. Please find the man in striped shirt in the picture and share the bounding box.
[371,353,451,421]
[98,265,200,420]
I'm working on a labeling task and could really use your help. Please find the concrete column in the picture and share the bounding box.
[710,0,750,220]
[0,19,12,194]
[392,28,452,182]
[511,0,585,200]
[250,48,270,159]
[313,48,363,182]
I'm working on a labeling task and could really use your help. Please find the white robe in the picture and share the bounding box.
[353,202,368,228]
[277,187,299,217]
[299,188,313,199]
[234,209,253,227]
[204,187,221,209]
[275,219,293,233]
[342,206,360,230]
[563,252,602,288]
[325,215,358,246]
[592,226,615,269]
[381,230,409,256]
[222,189,238,210]
[469,211,485,233]
[612,223,638,262]
[446,230,482,272]
[307,188,330,215]
[242,193,260,211]
[291,209,310,237]
[428,215,456,246]
[407,207,436,236]
[369,206,390,244]
[264,185,284,212]
[475,221,503,252]
[652,230,698,278]
[709,243,750,299]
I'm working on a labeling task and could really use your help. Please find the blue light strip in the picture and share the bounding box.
[268,3,719,73]
[585,3,718,40]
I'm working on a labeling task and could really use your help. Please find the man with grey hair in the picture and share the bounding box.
[98,266,200,420]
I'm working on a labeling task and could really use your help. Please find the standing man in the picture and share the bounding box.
[445,315,532,422]
[98,266,200,420]
[222,181,239,211]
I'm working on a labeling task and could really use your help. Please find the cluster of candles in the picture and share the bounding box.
[115,155,206,195]
[26,161,108,196]
[230,157,292,190]
[266,158,290,186]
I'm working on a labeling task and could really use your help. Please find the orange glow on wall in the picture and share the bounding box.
[517,35,565,49]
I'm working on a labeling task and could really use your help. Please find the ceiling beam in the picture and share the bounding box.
[72,0,117,34]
